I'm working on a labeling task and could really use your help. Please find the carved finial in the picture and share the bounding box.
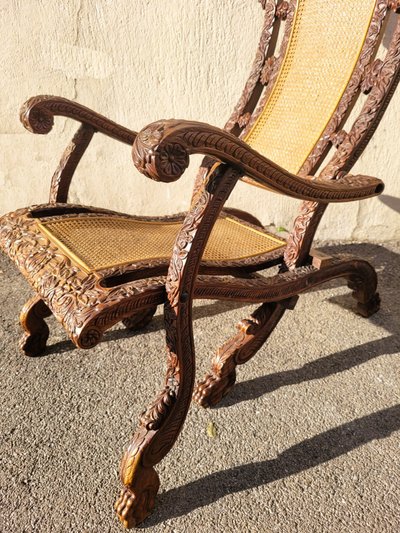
[276,1,290,19]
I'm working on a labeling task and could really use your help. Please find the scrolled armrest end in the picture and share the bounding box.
[20,95,55,134]
[132,120,190,182]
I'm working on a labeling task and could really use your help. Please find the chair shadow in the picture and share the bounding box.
[219,335,399,407]
[145,404,400,526]
[43,299,248,356]
[144,243,400,525]
[220,242,399,408]
[103,299,247,344]
[378,194,400,214]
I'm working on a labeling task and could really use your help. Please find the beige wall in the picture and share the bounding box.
[1,0,399,241]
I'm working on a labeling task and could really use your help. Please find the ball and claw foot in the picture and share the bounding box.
[193,370,236,408]
[115,467,160,528]
[19,323,49,357]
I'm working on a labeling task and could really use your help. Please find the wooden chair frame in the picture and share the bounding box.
[1,0,400,528]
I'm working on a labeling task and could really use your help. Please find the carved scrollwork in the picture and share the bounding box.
[20,96,55,134]
[361,59,384,94]
[260,56,277,85]
[132,122,190,182]
[49,124,95,203]
[0,206,167,349]
[139,386,177,430]
[224,0,277,133]
[132,119,383,201]
[320,12,400,179]
[276,1,290,20]
[19,95,136,145]
[301,0,388,177]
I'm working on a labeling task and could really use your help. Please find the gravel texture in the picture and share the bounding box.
[0,242,399,533]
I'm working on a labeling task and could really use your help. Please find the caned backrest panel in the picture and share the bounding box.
[244,0,377,175]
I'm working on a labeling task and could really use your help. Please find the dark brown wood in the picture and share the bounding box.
[20,95,137,144]
[19,295,52,356]
[115,166,241,527]
[122,306,157,331]
[49,124,95,203]
[0,1,398,529]
[132,119,383,201]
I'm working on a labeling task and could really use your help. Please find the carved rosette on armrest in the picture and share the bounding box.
[132,119,384,202]
[132,121,190,182]
[20,95,137,144]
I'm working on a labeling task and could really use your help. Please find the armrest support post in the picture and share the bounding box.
[20,95,138,203]
[49,123,95,203]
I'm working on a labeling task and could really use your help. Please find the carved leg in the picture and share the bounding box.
[193,298,296,408]
[308,251,381,319]
[19,295,52,356]
[122,305,157,331]
[115,303,195,528]
[347,262,380,318]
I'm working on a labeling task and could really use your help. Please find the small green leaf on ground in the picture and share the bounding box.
[276,226,288,233]
[207,421,217,438]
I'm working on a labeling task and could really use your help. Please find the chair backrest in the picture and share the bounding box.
[192,1,400,270]
[225,0,400,182]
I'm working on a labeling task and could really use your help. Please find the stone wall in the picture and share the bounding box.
[1,0,399,240]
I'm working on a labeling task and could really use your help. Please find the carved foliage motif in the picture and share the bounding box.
[283,201,324,269]
[0,207,166,348]
[388,0,400,12]
[132,122,189,182]
[276,1,290,20]
[299,0,388,178]
[241,0,296,139]
[132,119,383,202]
[225,0,277,133]
[321,18,400,178]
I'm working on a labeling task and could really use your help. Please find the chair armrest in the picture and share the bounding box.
[20,95,136,145]
[132,119,384,203]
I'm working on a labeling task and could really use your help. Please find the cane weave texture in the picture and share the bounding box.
[37,216,286,272]
[244,0,376,174]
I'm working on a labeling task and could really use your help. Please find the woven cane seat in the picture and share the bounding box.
[244,0,376,175]
[36,212,286,273]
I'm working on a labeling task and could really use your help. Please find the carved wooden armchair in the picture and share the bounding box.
[1,0,399,528]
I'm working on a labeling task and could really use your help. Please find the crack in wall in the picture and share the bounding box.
[73,0,83,101]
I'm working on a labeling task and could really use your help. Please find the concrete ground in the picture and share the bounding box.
[0,242,399,533]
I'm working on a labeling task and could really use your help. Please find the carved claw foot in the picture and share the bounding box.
[356,292,381,318]
[122,306,157,331]
[193,370,236,408]
[19,324,50,357]
[115,466,160,529]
